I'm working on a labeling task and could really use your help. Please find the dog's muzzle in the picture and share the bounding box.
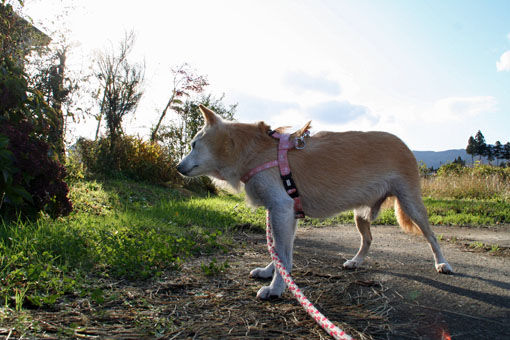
[176,162,197,176]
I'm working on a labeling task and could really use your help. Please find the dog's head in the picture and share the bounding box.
[176,105,227,178]
[177,105,309,185]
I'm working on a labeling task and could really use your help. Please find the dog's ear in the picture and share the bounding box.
[257,121,271,134]
[291,121,312,138]
[199,105,221,126]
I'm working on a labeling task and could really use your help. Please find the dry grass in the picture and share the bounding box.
[421,164,510,200]
[421,174,510,200]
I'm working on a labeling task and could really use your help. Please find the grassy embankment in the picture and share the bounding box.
[1,165,509,315]
[0,179,265,314]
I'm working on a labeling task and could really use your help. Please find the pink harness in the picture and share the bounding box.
[241,131,305,218]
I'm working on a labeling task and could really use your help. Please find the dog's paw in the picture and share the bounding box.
[342,259,361,269]
[436,262,453,274]
[256,286,283,300]
[250,267,273,279]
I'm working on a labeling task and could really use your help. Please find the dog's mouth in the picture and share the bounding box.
[177,163,198,176]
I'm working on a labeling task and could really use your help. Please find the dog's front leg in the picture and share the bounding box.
[256,204,296,300]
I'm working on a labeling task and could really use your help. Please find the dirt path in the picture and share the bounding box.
[296,224,510,339]
[10,225,509,339]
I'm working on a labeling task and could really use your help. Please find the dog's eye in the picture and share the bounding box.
[191,141,196,149]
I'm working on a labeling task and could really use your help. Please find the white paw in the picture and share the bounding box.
[256,285,283,300]
[343,259,361,269]
[436,262,453,274]
[250,267,273,279]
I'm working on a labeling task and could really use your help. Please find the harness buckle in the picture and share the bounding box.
[294,130,310,150]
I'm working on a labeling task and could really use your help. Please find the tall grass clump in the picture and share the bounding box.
[422,163,510,200]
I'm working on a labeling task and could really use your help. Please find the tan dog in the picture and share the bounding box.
[177,105,453,299]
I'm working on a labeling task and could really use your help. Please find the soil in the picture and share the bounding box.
[3,224,509,339]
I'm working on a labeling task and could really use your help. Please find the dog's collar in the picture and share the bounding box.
[241,130,306,219]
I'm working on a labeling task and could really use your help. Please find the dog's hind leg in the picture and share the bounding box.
[343,207,373,269]
[395,193,453,274]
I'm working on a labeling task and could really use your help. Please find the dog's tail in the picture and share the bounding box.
[394,199,423,235]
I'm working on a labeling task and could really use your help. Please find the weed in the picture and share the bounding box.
[201,257,230,276]
[470,241,485,249]
[14,287,28,312]
[490,244,501,253]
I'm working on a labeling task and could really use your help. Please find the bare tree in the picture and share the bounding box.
[150,63,208,142]
[95,31,144,146]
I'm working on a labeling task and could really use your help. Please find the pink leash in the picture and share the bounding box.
[265,211,354,340]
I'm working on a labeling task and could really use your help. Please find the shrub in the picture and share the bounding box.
[76,136,181,184]
[436,162,468,177]
[0,120,72,218]
[64,149,85,183]
[0,133,32,209]
[76,136,218,194]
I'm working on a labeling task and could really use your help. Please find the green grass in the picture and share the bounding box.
[301,197,510,227]
[424,197,510,226]
[0,179,264,310]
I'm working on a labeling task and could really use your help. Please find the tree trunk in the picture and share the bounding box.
[151,91,175,142]
[48,51,67,161]
[95,83,109,140]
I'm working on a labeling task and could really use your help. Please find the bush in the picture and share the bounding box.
[76,136,181,184]
[0,133,32,208]
[0,120,72,218]
[76,136,218,194]
[64,149,85,183]
[436,162,468,177]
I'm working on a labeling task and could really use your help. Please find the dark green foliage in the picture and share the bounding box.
[0,120,72,217]
[474,130,486,159]
[0,56,71,218]
[0,58,58,143]
[0,133,32,209]
[466,136,476,163]
[466,131,510,166]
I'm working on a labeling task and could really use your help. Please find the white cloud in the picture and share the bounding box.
[429,96,497,122]
[306,100,376,125]
[282,71,341,96]
[496,51,510,71]
[507,32,510,42]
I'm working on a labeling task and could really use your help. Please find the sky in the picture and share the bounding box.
[23,0,510,151]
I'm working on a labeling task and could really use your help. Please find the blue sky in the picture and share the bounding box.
[25,0,510,151]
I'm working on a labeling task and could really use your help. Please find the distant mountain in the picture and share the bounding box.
[412,149,481,169]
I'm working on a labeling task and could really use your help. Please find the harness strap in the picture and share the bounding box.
[241,130,306,219]
[240,160,278,183]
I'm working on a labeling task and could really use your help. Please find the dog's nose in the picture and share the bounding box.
[176,162,187,175]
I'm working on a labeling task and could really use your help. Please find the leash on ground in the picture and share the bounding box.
[265,211,354,340]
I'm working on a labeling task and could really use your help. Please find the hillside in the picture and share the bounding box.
[413,149,480,168]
